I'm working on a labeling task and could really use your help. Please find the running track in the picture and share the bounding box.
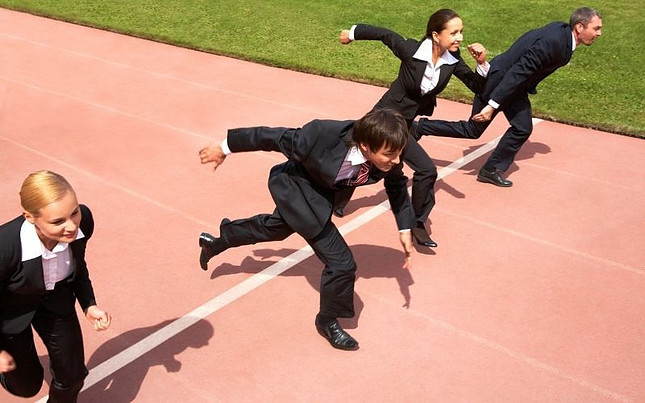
[1,8,644,402]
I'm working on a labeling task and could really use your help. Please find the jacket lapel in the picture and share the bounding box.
[411,58,427,92]
[19,219,47,291]
[328,129,353,185]
[19,258,47,292]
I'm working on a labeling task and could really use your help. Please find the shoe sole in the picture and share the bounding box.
[415,240,438,247]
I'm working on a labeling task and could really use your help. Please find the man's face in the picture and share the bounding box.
[359,143,401,172]
[576,16,603,46]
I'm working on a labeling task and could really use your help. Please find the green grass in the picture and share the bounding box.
[2,0,643,137]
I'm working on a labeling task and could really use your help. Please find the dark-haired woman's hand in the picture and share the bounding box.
[467,43,487,64]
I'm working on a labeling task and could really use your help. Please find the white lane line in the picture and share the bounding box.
[365,289,632,402]
[0,33,337,118]
[66,134,508,397]
[22,129,505,402]
[3,13,634,402]
[440,208,644,275]
[17,115,628,400]
[7,85,626,400]
[0,135,217,229]
[0,76,288,168]
[522,160,645,194]
[0,76,213,142]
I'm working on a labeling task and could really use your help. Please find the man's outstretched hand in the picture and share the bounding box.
[199,144,227,171]
[399,231,414,270]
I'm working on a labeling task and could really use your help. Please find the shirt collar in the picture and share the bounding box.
[347,146,368,166]
[571,31,576,51]
[413,39,459,66]
[20,220,85,261]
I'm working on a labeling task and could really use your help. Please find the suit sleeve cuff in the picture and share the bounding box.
[349,25,357,41]
[221,139,232,155]
[476,61,490,77]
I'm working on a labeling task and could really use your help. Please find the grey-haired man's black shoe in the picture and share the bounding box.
[477,168,513,187]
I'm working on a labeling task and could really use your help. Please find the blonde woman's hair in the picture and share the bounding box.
[20,170,75,216]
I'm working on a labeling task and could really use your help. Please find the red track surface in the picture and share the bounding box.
[1,8,643,403]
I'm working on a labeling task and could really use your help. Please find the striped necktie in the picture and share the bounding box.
[342,161,372,186]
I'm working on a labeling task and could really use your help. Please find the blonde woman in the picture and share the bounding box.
[0,170,111,402]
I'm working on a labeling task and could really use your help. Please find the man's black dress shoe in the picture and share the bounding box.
[199,233,218,271]
[199,219,231,270]
[411,223,437,247]
[332,206,345,218]
[477,168,513,187]
[315,318,359,351]
[410,120,423,140]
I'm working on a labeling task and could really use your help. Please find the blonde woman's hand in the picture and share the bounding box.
[85,305,112,331]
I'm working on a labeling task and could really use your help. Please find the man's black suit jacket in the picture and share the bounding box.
[0,204,96,346]
[353,24,486,121]
[227,119,415,239]
[485,22,574,108]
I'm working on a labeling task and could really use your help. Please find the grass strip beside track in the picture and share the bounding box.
[0,0,643,137]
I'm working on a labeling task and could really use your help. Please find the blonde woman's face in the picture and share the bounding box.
[24,190,81,248]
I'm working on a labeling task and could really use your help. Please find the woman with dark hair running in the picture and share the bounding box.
[337,9,489,247]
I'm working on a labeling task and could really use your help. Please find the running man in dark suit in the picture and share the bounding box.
[197,109,415,351]
[414,7,603,187]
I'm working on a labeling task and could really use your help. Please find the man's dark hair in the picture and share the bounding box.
[352,108,408,153]
[570,7,602,27]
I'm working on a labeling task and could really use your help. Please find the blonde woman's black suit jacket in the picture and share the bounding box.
[0,204,96,350]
